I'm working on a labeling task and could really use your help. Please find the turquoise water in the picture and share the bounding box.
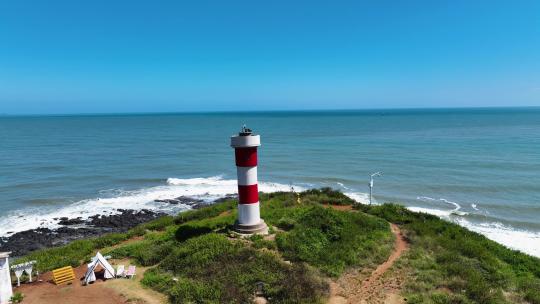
[1,108,539,256]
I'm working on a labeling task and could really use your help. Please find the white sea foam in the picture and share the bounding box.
[407,206,456,218]
[416,196,468,216]
[344,192,370,205]
[0,176,299,237]
[336,182,353,191]
[405,199,540,258]
[455,218,540,258]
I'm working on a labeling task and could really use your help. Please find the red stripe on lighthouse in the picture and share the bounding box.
[238,184,259,204]
[235,147,258,167]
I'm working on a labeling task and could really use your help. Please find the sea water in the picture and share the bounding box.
[1,108,539,256]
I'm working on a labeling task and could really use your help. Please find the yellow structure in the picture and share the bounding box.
[52,266,75,285]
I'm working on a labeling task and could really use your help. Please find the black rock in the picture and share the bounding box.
[154,198,181,204]
[155,196,205,206]
[88,209,165,229]
[213,194,238,204]
[58,217,85,225]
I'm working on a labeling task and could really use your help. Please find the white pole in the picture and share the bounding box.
[369,180,373,205]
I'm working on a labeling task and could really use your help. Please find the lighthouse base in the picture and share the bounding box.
[233,220,268,235]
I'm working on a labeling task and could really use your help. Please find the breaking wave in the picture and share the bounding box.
[0,176,300,237]
[403,196,540,257]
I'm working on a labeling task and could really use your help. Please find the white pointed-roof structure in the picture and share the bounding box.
[83,252,115,285]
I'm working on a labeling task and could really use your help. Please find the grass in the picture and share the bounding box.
[275,205,393,276]
[109,191,393,303]
[15,188,540,304]
[143,233,328,303]
[358,203,540,304]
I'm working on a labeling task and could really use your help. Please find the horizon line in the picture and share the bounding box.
[2,105,539,118]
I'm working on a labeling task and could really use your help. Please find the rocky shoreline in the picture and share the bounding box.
[0,209,165,257]
[0,194,237,257]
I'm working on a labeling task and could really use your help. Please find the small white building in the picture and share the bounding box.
[0,252,13,304]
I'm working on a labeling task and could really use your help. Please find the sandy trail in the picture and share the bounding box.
[360,224,408,292]
[355,224,407,303]
[329,222,409,304]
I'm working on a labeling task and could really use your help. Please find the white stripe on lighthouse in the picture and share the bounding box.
[238,203,261,225]
[236,166,258,186]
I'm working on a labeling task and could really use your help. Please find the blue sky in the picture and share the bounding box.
[1,1,539,114]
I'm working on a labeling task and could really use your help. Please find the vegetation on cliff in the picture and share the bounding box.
[16,188,540,303]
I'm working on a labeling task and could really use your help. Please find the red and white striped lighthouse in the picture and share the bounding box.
[231,126,268,234]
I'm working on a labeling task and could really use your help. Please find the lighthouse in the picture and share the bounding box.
[231,126,268,234]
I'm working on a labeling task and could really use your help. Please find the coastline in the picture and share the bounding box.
[2,189,539,260]
[0,209,164,257]
[10,189,540,304]
[0,195,227,257]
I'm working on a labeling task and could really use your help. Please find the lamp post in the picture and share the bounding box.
[369,172,381,205]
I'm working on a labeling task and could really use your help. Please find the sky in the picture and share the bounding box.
[0,0,539,114]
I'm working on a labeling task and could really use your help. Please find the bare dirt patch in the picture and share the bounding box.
[105,259,168,304]
[323,204,354,211]
[15,264,128,304]
[15,258,167,304]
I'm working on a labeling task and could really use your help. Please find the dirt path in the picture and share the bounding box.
[329,223,409,304]
[356,224,408,303]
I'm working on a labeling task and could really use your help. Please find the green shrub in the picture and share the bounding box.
[275,216,296,230]
[106,239,175,266]
[175,213,235,242]
[276,206,392,276]
[141,215,175,231]
[300,187,356,205]
[168,278,222,303]
[10,292,24,304]
[249,235,277,250]
[92,232,129,248]
[140,267,175,292]
[519,278,540,304]
[174,200,235,225]
[175,224,213,242]
[144,233,328,303]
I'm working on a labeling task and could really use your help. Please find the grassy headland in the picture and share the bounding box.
[16,189,540,303]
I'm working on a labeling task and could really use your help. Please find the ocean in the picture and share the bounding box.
[1,108,539,257]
